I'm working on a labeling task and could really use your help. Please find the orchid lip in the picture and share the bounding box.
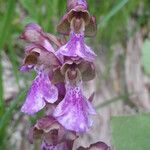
[21,72,58,115]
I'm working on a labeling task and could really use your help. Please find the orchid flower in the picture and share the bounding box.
[19,0,110,149]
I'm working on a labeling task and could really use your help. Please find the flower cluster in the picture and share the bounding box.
[20,0,110,149]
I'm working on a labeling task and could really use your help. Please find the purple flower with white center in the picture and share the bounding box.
[21,72,58,115]
[53,68,96,132]
[56,31,96,63]
[20,33,61,115]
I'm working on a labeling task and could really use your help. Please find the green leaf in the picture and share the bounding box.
[142,39,150,75]
[20,0,37,20]
[98,0,129,28]
[111,113,150,150]
[0,0,16,49]
[0,90,26,138]
[0,0,16,114]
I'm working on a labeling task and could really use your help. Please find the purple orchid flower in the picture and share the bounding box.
[57,0,97,37]
[53,68,96,133]
[56,31,96,63]
[20,24,62,115]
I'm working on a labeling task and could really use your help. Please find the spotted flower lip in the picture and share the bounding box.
[57,0,97,37]
[56,31,96,63]
[53,68,96,133]
[21,72,58,115]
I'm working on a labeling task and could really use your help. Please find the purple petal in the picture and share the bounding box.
[56,31,96,63]
[19,64,34,72]
[21,73,58,115]
[20,23,55,53]
[53,80,96,133]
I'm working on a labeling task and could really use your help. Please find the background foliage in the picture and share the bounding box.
[0,0,150,149]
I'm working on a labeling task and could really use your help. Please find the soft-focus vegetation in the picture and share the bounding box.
[0,0,150,149]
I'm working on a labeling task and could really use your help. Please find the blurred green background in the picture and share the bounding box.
[0,0,150,149]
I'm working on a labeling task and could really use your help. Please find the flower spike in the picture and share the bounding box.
[18,0,110,149]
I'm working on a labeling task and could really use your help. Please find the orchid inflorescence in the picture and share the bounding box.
[20,0,110,149]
